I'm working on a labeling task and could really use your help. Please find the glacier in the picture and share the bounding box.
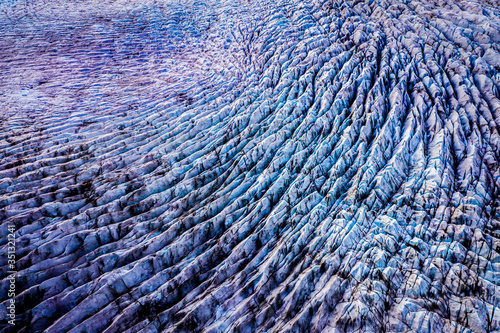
[1,0,500,332]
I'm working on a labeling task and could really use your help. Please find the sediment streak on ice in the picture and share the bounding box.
[1,0,500,332]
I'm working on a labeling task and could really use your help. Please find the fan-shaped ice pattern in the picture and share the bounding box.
[1,0,500,331]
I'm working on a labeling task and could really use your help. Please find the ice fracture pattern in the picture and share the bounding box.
[1,0,500,332]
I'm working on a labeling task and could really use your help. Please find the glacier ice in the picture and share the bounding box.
[1,0,500,332]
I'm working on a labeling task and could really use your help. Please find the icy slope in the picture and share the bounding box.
[1,0,500,331]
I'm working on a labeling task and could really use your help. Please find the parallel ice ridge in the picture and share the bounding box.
[1,0,500,331]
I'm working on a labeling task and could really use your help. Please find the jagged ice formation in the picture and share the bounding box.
[1,0,500,331]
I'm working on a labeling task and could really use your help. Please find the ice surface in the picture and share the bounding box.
[1,0,500,332]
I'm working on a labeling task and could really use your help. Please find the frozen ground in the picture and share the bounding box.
[1,0,500,332]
